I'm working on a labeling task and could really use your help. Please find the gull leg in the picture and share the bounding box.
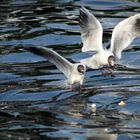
[80,84,83,93]
[107,68,115,77]
[99,67,106,77]
[71,84,74,91]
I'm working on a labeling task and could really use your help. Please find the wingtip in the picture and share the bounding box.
[79,6,89,14]
[135,15,140,31]
[23,45,38,51]
[23,46,32,51]
[80,6,86,11]
[23,46,47,57]
[24,46,39,54]
[79,6,89,25]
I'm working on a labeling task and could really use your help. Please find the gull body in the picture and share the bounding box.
[79,7,140,70]
[24,46,86,90]
[81,50,113,69]
[68,63,85,85]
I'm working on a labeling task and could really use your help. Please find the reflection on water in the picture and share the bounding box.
[0,0,140,139]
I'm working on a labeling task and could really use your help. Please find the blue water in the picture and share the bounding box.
[0,0,140,139]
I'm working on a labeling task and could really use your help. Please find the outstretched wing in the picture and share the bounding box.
[79,7,103,52]
[24,46,73,78]
[110,13,140,60]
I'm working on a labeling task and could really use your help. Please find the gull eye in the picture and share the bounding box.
[77,65,85,74]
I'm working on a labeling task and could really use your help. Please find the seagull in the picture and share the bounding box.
[24,46,86,92]
[79,7,140,77]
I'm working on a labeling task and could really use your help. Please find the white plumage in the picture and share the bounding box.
[24,46,86,88]
[79,7,140,69]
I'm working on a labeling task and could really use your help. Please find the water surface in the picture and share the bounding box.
[0,0,140,139]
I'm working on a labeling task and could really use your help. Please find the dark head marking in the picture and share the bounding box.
[77,65,85,74]
[108,55,115,67]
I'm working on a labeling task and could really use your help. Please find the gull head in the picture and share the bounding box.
[108,55,115,67]
[77,64,86,74]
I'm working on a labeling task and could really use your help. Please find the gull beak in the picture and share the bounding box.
[109,61,115,68]
[77,65,85,74]
[81,69,84,74]
[111,61,114,66]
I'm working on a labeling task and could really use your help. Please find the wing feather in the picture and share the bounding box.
[24,46,73,78]
[79,7,103,52]
[110,14,140,60]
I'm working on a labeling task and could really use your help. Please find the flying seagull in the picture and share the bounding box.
[24,46,86,92]
[79,7,140,76]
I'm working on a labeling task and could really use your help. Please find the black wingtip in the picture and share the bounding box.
[79,6,89,26]
[24,46,43,56]
[80,6,86,12]
[135,17,140,31]
[24,46,35,52]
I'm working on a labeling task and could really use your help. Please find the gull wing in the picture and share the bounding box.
[79,7,103,52]
[110,13,140,60]
[24,46,73,78]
